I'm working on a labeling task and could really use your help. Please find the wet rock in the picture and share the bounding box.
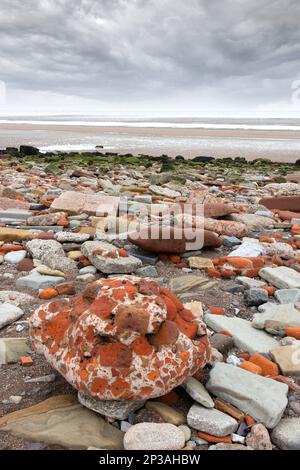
[124,423,185,450]
[78,393,145,419]
[30,276,210,400]
[244,288,268,307]
[206,363,288,428]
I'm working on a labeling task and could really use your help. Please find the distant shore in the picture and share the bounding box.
[1,122,300,161]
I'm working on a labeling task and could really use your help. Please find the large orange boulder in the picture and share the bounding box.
[29,276,211,400]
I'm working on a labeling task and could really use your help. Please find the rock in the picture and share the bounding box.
[229,213,274,231]
[123,423,185,450]
[4,250,27,264]
[244,288,268,307]
[50,191,120,216]
[205,314,279,354]
[68,250,82,260]
[135,266,159,278]
[223,236,242,247]
[27,239,64,259]
[245,424,272,450]
[76,273,96,282]
[275,289,300,304]
[0,197,30,210]
[169,275,217,294]
[271,418,300,450]
[203,218,247,237]
[0,228,30,242]
[270,345,300,376]
[259,266,300,289]
[128,226,222,254]
[188,257,214,269]
[209,443,253,450]
[35,266,65,277]
[78,393,145,419]
[0,395,123,449]
[27,212,66,226]
[134,408,164,424]
[17,258,34,271]
[79,266,97,275]
[181,377,214,408]
[252,303,300,330]
[0,291,34,306]
[0,303,24,329]
[203,203,237,218]
[20,145,39,155]
[55,232,91,243]
[81,241,142,274]
[237,277,266,289]
[187,404,238,436]
[145,402,186,425]
[210,333,234,354]
[16,273,65,290]
[206,363,288,428]
[178,425,191,441]
[0,338,29,364]
[229,241,265,258]
[260,196,300,212]
[30,276,210,400]
[264,242,296,260]
[149,185,181,198]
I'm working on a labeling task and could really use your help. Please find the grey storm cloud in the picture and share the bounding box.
[0,0,299,107]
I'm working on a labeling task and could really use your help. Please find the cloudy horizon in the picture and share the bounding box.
[0,0,300,117]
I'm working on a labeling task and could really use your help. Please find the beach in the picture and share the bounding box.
[1,118,300,161]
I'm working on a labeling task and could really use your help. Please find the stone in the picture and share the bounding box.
[169,275,217,294]
[149,185,181,198]
[209,443,253,450]
[206,363,288,428]
[51,191,120,216]
[244,288,268,307]
[135,265,159,278]
[78,393,145,420]
[123,423,185,450]
[214,399,245,421]
[81,241,142,274]
[181,377,214,408]
[252,303,300,330]
[27,212,66,226]
[223,236,241,247]
[275,289,300,304]
[0,290,34,306]
[210,333,234,354]
[271,418,300,450]
[229,241,265,258]
[0,228,30,242]
[178,425,191,442]
[0,338,29,364]
[16,273,65,290]
[145,402,186,425]
[260,196,300,212]
[35,266,65,277]
[55,232,91,243]
[229,213,274,231]
[68,250,82,260]
[0,303,24,329]
[126,248,159,265]
[203,203,237,218]
[264,242,296,260]
[259,266,300,289]
[26,238,78,274]
[237,276,266,289]
[205,314,279,354]
[246,424,272,450]
[187,404,238,436]
[17,258,34,271]
[0,395,123,450]
[76,273,95,282]
[30,276,211,400]
[4,250,27,264]
[79,266,97,275]
[188,257,214,269]
[134,408,164,424]
[0,197,30,210]
[270,345,300,376]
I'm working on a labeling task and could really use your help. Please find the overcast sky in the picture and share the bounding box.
[0,0,300,116]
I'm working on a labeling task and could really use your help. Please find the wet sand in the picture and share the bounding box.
[1,122,300,161]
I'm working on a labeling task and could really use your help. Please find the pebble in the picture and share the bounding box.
[187,404,238,436]
[123,423,186,450]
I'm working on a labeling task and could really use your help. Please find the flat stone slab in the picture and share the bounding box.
[206,363,288,429]
[55,232,91,243]
[275,289,300,304]
[78,393,145,420]
[205,314,279,354]
[0,303,24,329]
[0,338,29,365]
[252,303,300,329]
[0,197,30,210]
[81,241,142,274]
[259,266,300,289]
[170,275,217,294]
[0,209,31,219]
[51,191,120,216]
[124,423,185,450]
[16,273,65,290]
[271,418,300,450]
[0,291,34,307]
[271,345,300,376]
[187,404,238,436]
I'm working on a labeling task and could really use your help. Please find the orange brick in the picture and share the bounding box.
[197,432,232,444]
[227,257,253,269]
[262,285,276,296]
[214,399,245,421]
[20,356,33,366]
[169,255,181,264]
[207,268,222,278]
[245,415,256,426]
[249,353,279,377]
[38,288,58,300]
[238,352,250,361]
[208,306,225,315]
[239,361,262,375]
[285,327,300,340]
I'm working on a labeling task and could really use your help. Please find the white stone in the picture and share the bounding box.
[81,241,142,274]
[205,314,279,354]
[229,242,266,258]
[252,303,300,330]
[55,232,90,243]
[271,345,300,376]
[259,266,300,289]
[4,250,27,264]
[275,289,300,305]
[187,404,238,436]
[271,418,300,450]
[16,273,65,290]
[206,363,288,429]
[237,276,266,289]
[0,303,24,329]
[123,423,185,450]
[181,377,214,408]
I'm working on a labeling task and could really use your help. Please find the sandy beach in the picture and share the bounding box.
[1,122,300,161]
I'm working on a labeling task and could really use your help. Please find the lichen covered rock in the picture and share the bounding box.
[29,276,210,400]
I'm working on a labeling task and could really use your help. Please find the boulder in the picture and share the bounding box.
[30,276,211,400]
[81,241,142,273]
[206,363,288,428]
